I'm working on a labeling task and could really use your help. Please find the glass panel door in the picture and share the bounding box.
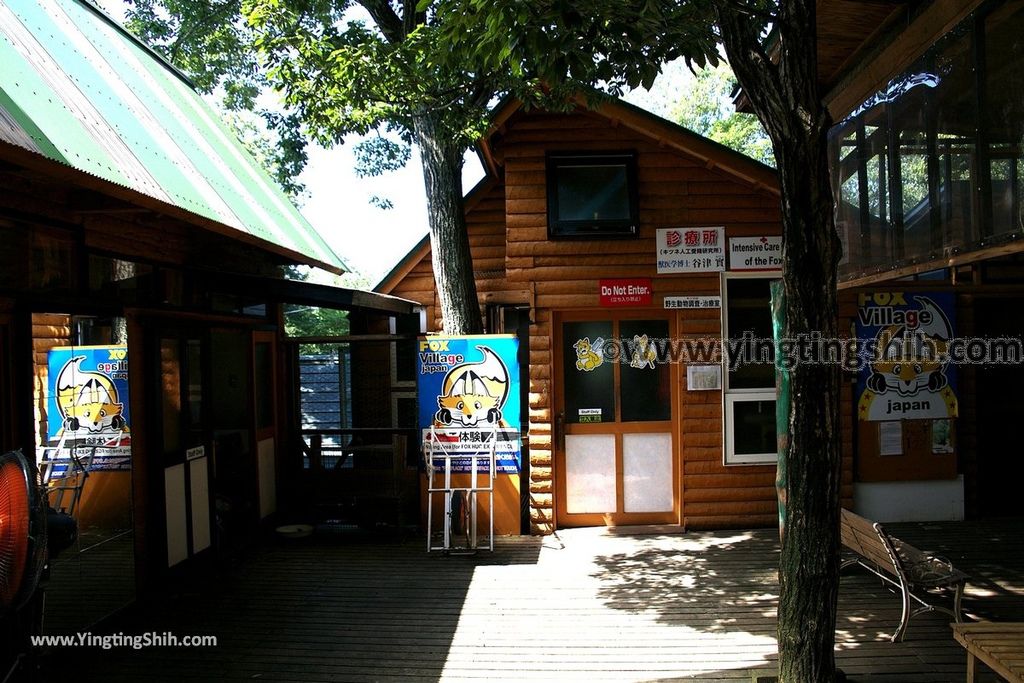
[623,432,673,513]
[557,313,676,527]
[565,434,617,513]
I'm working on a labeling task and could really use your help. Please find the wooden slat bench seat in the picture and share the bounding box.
[840,508,968,642]
[952,622,1024,682]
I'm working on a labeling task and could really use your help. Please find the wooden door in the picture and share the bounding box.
[155,331,212,567]
[555,312,678,527]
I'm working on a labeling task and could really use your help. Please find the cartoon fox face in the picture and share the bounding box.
[435,346,510,427]
[573,337,604,372]
[868,327,946,395]
[437,385,501,427]
[867,319,950,397]
[55,356,126,433]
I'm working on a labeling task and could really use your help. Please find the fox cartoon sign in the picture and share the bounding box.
[417,335,521,473]
[46,345,132,470]
[856,292,958,421]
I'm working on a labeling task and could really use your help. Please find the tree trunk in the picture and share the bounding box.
[717,1,843,680]
[414,111,483,335]
[771,116,843,683]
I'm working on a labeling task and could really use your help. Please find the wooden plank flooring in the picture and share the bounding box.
[40,519,1024,682]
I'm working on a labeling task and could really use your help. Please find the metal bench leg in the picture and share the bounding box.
[953,580,965,624]
[893,586,911,643]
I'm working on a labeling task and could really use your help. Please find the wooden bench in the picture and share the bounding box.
[952,622,1024,682]
[840,508,968,642]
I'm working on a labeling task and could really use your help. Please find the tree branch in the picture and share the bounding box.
[357,0,405,44]
[402,0,428,34]
[714,1,787,141]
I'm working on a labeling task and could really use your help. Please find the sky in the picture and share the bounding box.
[96,0,692,286]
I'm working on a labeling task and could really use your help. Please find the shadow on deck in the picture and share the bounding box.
[39,519,1024,682]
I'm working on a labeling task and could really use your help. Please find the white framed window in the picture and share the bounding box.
[721,272,781,465]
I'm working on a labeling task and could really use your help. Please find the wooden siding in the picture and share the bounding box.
[32,312,71,448]
[386,105,859,533]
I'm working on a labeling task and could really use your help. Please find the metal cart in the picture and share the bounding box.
[424,426,495,553]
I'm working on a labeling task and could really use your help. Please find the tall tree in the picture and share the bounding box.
[126,0,507,333]
[446,1,843,680]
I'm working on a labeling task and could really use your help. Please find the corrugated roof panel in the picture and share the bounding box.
[109,22,339,264]
[35,0,244,227]
[0,78,47,156]
[0,9,130,185]
[0,0,346,272]
[146,64,343,266]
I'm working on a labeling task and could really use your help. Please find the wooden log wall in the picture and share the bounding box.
[32,312,72,448]
[389,107,857,532]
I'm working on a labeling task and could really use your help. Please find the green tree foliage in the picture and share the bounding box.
[444,1,844,680]
[126,0,512,333]
[126,0,312,197]
[672,63,774,167]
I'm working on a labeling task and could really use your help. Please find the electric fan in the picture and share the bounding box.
[0,450,47,616]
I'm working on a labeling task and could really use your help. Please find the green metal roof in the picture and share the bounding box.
[0,0,346,273]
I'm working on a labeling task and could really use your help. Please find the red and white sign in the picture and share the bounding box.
[656,227,726,273]
[599,278,652,307]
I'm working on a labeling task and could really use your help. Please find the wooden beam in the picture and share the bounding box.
[838,238,1024,289]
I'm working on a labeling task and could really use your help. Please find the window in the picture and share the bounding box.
[722,275,779,465]
[547,152,639,238]
[830,0,1024,279]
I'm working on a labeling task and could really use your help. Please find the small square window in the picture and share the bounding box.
[547,153,639,239]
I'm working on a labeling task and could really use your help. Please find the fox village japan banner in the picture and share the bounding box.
[855,292,958,421]
[46,346,132,471]
[417,335,521,473]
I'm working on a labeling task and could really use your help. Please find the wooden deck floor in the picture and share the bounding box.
[41,519,1024,682]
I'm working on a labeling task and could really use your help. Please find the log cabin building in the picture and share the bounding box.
[376,96,860,534]
[0,0,416,636]
[383,0,1024,534]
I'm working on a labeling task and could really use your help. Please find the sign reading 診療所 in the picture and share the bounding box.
[417,335,521,473]
[656,227,725,273]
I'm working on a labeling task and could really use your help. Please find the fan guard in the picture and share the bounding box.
[0,450,46,613]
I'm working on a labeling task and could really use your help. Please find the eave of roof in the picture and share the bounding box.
[374,174,499,294]
[0,0,346,274]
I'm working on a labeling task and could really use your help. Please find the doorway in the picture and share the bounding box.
[555,312,677,527]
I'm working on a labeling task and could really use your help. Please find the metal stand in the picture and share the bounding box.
[424,426,495,553]
[38,429,124,516]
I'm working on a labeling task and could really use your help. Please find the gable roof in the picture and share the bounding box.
[376,94,780,294]
[481,94,779,195]
[0,0,346,274]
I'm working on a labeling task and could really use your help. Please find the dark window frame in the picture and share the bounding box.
[546,152,640,239]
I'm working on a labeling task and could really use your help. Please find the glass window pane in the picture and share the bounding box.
[565,434,616,513]
[623,433,673,513]
[563,321,614,424]
[985,2,1024,236]
[725,278,776,389]
[557,165,630,221]
[732,399,776,457]
[619,319,670,422]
